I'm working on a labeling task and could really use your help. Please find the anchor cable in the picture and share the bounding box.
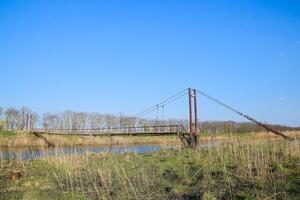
[196,89,293,141]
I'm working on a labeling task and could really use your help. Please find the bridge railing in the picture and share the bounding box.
[33,124,184,135]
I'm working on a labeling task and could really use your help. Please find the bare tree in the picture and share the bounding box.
[5,107,19,131]
[43,113,60,131]
[74,112,87,131]
[89,113,106,130]
[119,113,135,127]
[62,110,74,133]
[105,114,117,129]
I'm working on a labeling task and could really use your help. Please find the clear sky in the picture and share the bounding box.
[0,0,299,126]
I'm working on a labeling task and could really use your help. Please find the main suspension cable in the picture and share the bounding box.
[130,88,187,119]
[131,91,188,120]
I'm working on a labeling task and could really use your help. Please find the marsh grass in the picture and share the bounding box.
[0,137,299,199]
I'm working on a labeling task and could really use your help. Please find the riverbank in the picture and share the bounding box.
[0,131,299,147]
[0,132,180,147]
[0,137,299,199]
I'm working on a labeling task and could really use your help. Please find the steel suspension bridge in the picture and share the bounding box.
[23,88,293,147]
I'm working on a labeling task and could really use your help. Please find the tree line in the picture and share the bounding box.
[0,106,299,133]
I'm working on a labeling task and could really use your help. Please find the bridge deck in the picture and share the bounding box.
[34,125,185,136]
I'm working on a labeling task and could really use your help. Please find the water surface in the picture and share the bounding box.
[0,141,219,160]
[0,145,165,160]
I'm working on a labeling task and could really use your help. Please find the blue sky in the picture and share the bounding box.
[0,0,299,126]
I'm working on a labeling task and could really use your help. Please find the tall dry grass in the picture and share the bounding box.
[0,133,45,147]
[43,134,180,147]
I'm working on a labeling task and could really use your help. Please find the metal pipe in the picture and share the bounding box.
[29,115,33,132]
[193,89,197,136]
[188,88,193,136]
[26,114,29,132]
[193,89,198,146]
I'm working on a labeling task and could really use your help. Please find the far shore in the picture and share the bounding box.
[0,131,299,148]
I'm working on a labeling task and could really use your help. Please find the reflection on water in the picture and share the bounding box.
[0,141,219,161]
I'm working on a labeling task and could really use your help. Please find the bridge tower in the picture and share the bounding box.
[188,88,198,147]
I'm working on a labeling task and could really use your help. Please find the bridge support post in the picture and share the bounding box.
[188,88,198,147]
[188,88,193,145]
[193,89,198,146]
[29,115,33,133]
[26,114,29,133]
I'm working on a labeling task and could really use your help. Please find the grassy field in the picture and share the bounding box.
[0,137,299,199]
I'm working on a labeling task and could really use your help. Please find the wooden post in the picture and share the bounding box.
[10,171,21,181]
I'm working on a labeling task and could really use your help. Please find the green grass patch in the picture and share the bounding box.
[0,130,17,137]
